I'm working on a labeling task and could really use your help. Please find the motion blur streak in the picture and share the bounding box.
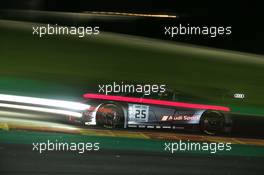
[0,103,83,118]
[0,94,90,110]
[0,116,79,131]
[85,11,177,18]
[84,93,230,112]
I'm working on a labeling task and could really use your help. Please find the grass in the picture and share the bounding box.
[0,21,264,115]
[0,130,263,157]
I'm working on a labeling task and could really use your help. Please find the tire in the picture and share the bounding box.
[96,104,124,129]
[200,111,225,135]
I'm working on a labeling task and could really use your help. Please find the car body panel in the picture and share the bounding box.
[127,103,205,126]
[80,93,230,131]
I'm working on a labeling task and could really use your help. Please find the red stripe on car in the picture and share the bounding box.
[83,93,230,112]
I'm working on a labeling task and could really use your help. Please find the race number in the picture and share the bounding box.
[128,104,149,122]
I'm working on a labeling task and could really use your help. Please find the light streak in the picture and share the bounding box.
[0,103,83,118]
[0,94,90,111]
[85,11,177,18]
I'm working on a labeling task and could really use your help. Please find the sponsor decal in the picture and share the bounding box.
[161,115,199,121]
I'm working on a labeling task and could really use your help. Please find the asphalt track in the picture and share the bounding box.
[0,143,264,175]
[0,109,264,174]
[0,108,264,146]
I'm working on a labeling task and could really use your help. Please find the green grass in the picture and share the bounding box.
[0,130,263,157]
[0,21,264,115]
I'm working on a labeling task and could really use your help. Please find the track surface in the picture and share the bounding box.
[0,143,264,175]
[0,109,264,146]
[0,109,264,175]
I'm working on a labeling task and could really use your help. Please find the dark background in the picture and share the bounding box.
[0,0,263,54]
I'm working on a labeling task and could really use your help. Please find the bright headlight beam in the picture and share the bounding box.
[0,103,83,118]
[0,94,90,111]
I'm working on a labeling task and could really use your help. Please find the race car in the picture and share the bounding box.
[79,91,232,135]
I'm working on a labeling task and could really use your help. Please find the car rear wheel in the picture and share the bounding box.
[96,104,124,128]
[200,111,225,135]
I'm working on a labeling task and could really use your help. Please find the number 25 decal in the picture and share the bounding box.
[135,109,146,119]
[132,105,149,122]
